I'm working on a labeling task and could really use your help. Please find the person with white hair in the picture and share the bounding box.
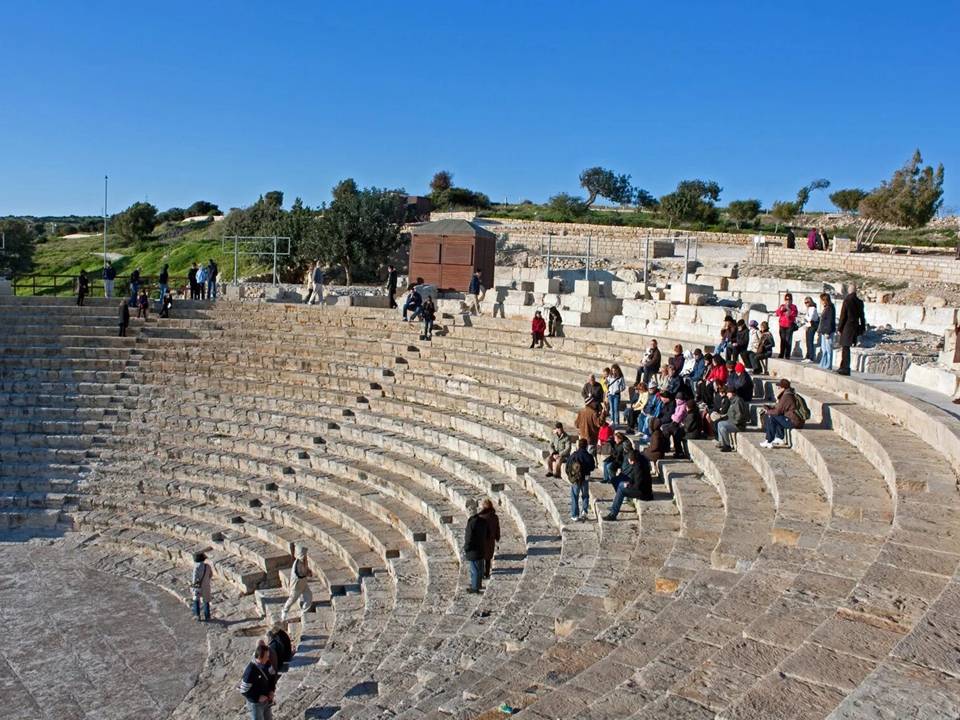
[280,545,313,627]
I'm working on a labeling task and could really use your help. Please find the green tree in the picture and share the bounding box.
[579,166,634,206]
[0,218,37,276]
[156,207,186,224]
[860,150,944,227]
[263,190,284,209]
[431,186,490,210]
[726,199,762,229]
[186,200,221,216]
[113,202,158,244]
[770,200,799,230]
[315,180,408,285]
[829,188,868,214]
[794,178,830,214]
[430,171,453,194]
[658,180,722,227]
[545,193,590,221]
[634,189,658,210]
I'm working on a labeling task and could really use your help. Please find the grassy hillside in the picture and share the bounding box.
[17,221,271,296]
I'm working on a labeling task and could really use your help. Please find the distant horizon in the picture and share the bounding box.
[3,1,957,217]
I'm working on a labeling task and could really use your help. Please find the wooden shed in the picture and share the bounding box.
[408,219,497,292]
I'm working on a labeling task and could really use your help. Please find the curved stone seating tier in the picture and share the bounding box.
[4,298,960,718]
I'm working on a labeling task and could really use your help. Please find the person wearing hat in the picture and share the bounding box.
[463,499,490,593]
[747,320,762,373]
[575,399,603,455]
[191,551,213,622]
[760,379,804,448]
[267,622,293,669]
[727,362,753,403]
[281,545,313,628]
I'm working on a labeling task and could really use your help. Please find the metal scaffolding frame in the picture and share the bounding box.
[539,235,594,280]
[221,235,292,286]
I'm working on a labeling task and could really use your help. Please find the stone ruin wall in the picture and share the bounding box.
[747,246,960,285]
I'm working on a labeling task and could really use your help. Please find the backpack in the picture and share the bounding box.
[794,392,811,423]
[567,458,584,485]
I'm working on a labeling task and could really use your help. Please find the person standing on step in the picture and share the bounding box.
[801,296,820,363]
[463,499,489,593]
[530,310,550,348]
[836,285,866,376]
[581,374,604,407]
[747,320,762,374]
[575,399,603,456]
[307,261,324,305]
[776,293,798,359]
[136,288,149,320]
[129,267,141,307]
[818,293,836,370]
[420,296,436,341]
[606,364,625,426]
[385,264,398,309]
[545,422,572,478]
[206,259,218,300]
[191,551,212,622]
[160,290,173,318]
[239,643,276,720]
[756,321,775,373]
[715,385,748,452]
[158,263,169,311]
[479,498,500,580]
[566,438,596,522]
[547,304,563,338]
[76,269,89,306]
[103,261,116,298]
[267,623,292,670]
[639,339,662,385]
[760,378,803,448]
[280,545,313,628]
[196,263,207,300]
[187,263,198,300]
[118,299,130,337]
[467,268,484,315]
[603,450,653,520]
[785,227,796,249]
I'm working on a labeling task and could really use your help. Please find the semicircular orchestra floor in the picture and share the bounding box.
[0,541,206,720]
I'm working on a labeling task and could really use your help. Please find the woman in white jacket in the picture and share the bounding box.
[607,364,626,427]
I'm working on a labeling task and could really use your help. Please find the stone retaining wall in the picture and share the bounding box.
[746,246,960,284]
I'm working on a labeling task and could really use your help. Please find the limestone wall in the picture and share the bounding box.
[746,246,960,284]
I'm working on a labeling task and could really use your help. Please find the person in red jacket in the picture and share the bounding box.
[530,310,550,349]
[775,293,799,359]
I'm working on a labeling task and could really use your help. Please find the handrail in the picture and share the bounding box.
[11,274,194,297]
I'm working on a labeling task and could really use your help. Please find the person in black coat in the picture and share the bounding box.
[76,270,89,306]
[836,287,866,375]
[385,265,398,308]
[463,499,489,593]
[118,300,130,337]
[604,450,653,519]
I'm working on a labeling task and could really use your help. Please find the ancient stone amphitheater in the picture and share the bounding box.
[2,295,959,720]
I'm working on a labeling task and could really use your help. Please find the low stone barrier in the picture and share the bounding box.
[746,245,960,284]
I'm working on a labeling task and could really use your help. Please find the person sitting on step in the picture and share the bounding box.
[401,284,422,321]
[760,378,804,448]
[715,385,749,452]
[603,450,654,520]
[544,422,572,478]
[643,418,668,464]
[602,431,633,484]
[624,381,648,434]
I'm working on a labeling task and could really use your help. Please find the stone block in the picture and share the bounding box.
[574,280,600,297]
[655,301,673,321]
[533,277,562,294]
[905,363,960,397]
[925,295,948,309]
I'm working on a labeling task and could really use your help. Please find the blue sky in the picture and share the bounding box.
[2,1,958,216]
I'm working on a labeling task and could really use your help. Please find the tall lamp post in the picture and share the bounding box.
[103,175,109,266]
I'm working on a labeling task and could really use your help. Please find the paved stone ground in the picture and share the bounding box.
[0,539,206,720]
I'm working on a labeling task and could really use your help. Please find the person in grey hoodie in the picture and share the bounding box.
[191,551,212,621]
